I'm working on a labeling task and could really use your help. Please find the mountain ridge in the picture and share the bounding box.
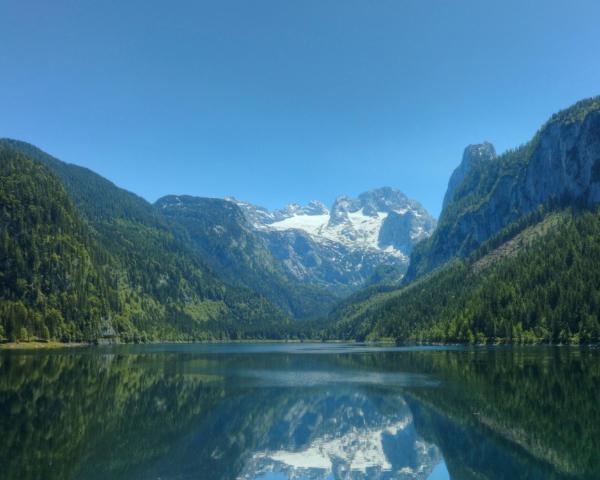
[324,95,600,344]
[0,139,291,342]
[4,95,600,345]
[406,95,600,281]
[231,187,436,295]
[155,194,339,319]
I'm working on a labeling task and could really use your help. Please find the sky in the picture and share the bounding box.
[1,0,600,218]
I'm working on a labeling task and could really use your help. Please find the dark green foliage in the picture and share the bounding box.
[0,139,161,224]
[0,141,290,342]
[0,146,111,341]
[327,208,600,344]
[362,264,405,289]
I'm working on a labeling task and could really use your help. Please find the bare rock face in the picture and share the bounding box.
[523,112,600,207]
[379,209,435,254]
[233,187,436,295]
[442,142,497,209]
[406,97,600,281]
[328,195,356,226]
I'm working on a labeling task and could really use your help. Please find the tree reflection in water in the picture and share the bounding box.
[0,345,598,480]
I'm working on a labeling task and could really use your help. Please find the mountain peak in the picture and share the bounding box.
[463,142,496,165]
[442,142,497,209]
[358,187,412,216]
[279,201,329,217]
[329,195,358,225]
[302,200,329,216]
[233,187,436,292]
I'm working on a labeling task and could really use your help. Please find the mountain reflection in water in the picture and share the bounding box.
[0,344,598,480]
[239,392,441,479]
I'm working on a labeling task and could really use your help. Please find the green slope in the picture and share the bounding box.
[156,195,338,320]
[326,207,600,344]
[0,145,113,342]
[406,96,600,281]
[325,96,600,344]
[0,140,289,342]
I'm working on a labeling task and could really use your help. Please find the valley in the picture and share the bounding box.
[2,96,600,345]
[3,3,600,480]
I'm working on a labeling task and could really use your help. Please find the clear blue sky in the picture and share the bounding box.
[2,0,600,217]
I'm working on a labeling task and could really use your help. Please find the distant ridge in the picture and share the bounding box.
[232,187,436,295]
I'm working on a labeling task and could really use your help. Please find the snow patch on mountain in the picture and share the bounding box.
[269,213,330,236]
[269,209,405,257]
[232,188,435,260]
[229,188,436,293]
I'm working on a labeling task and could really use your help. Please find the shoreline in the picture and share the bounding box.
[0,341,90,350]
[1,339,597,351]
[0,339,332,350]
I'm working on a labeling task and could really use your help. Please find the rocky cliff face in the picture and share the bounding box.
[233,187,436,295]
[406,96,600,280]
[442,142,497,209]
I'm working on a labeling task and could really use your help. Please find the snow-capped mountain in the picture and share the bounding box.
[230,188,436,294]
[155,195,339,319]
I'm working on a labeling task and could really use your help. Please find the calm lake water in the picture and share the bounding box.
[0,343,598,480]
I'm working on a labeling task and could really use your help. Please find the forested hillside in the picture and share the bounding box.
[323,96,600,344]
[3,96,600,345]
[156,195,338,319]
[406,96,600,281]
[326,207,600,344]
[0,141,289,343]
[0,146,113,342]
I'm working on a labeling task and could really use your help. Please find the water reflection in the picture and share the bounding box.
[239,392,441,479]
[0,345,598,480]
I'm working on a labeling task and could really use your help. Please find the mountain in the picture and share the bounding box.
[0,145,114,342]
[441,142,497,209]
[325,96,600,344]
[6,95,599,345]
[326,207,600,343]
[232,187,436,295]
[0,139,289,342]
[406,96,600,281]
[0,139,435,342]
[155,195,338,319]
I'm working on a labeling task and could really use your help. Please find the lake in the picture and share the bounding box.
[0,343,598,480]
